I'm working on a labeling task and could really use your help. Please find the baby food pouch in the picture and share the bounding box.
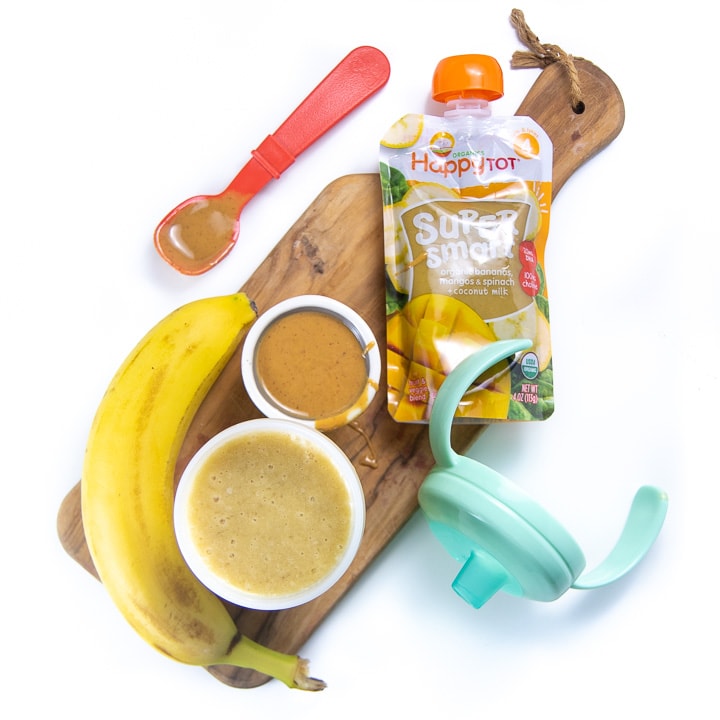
[380,54,554,423]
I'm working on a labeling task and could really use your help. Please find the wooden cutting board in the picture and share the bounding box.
[57,59,624,688]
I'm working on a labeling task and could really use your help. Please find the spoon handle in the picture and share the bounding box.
[227,46,391,195]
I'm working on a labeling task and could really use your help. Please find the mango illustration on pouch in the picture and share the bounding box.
[380,54,554,423]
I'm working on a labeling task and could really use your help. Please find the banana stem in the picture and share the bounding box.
[214,636,327,691]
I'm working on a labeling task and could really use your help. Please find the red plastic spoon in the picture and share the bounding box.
[154,46,391,275]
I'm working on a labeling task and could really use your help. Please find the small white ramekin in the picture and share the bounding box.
[240,294,381,431]
[174,418,365,610]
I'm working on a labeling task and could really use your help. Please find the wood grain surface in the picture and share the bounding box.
[56,58,624,688]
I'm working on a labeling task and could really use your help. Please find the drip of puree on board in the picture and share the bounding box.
[255,309,368,420]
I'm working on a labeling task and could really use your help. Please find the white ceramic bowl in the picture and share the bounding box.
[174,418,365,610]
[240,295,381,431]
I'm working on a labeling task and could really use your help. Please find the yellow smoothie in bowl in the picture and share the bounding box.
[174,418,365,610]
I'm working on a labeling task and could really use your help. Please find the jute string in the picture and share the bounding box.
[510,9,585,113]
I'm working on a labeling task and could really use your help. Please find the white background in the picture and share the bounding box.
[2,1,716,717]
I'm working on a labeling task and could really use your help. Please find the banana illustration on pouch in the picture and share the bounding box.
[80,292,325,690]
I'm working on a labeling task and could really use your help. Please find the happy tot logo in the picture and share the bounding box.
[430,131,454,157]
[513,131,541,160]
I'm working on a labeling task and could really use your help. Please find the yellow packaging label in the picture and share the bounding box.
[380,112,554,423]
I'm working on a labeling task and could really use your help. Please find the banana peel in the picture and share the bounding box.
[80,292,325,690]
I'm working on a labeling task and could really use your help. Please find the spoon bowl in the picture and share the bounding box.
[154,192,248,274]
[154,46,391,275]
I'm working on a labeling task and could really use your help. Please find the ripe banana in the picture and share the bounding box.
[81,292,325,691]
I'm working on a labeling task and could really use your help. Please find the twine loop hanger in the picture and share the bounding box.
[510,8,585,113]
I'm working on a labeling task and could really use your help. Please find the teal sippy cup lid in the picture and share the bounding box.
[418,339,668,609]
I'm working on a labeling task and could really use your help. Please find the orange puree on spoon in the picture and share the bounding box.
[155,193,247,274]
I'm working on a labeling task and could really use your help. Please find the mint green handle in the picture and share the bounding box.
[572,485,668,589]
[422,339,669,607]
[429,339,531,468]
